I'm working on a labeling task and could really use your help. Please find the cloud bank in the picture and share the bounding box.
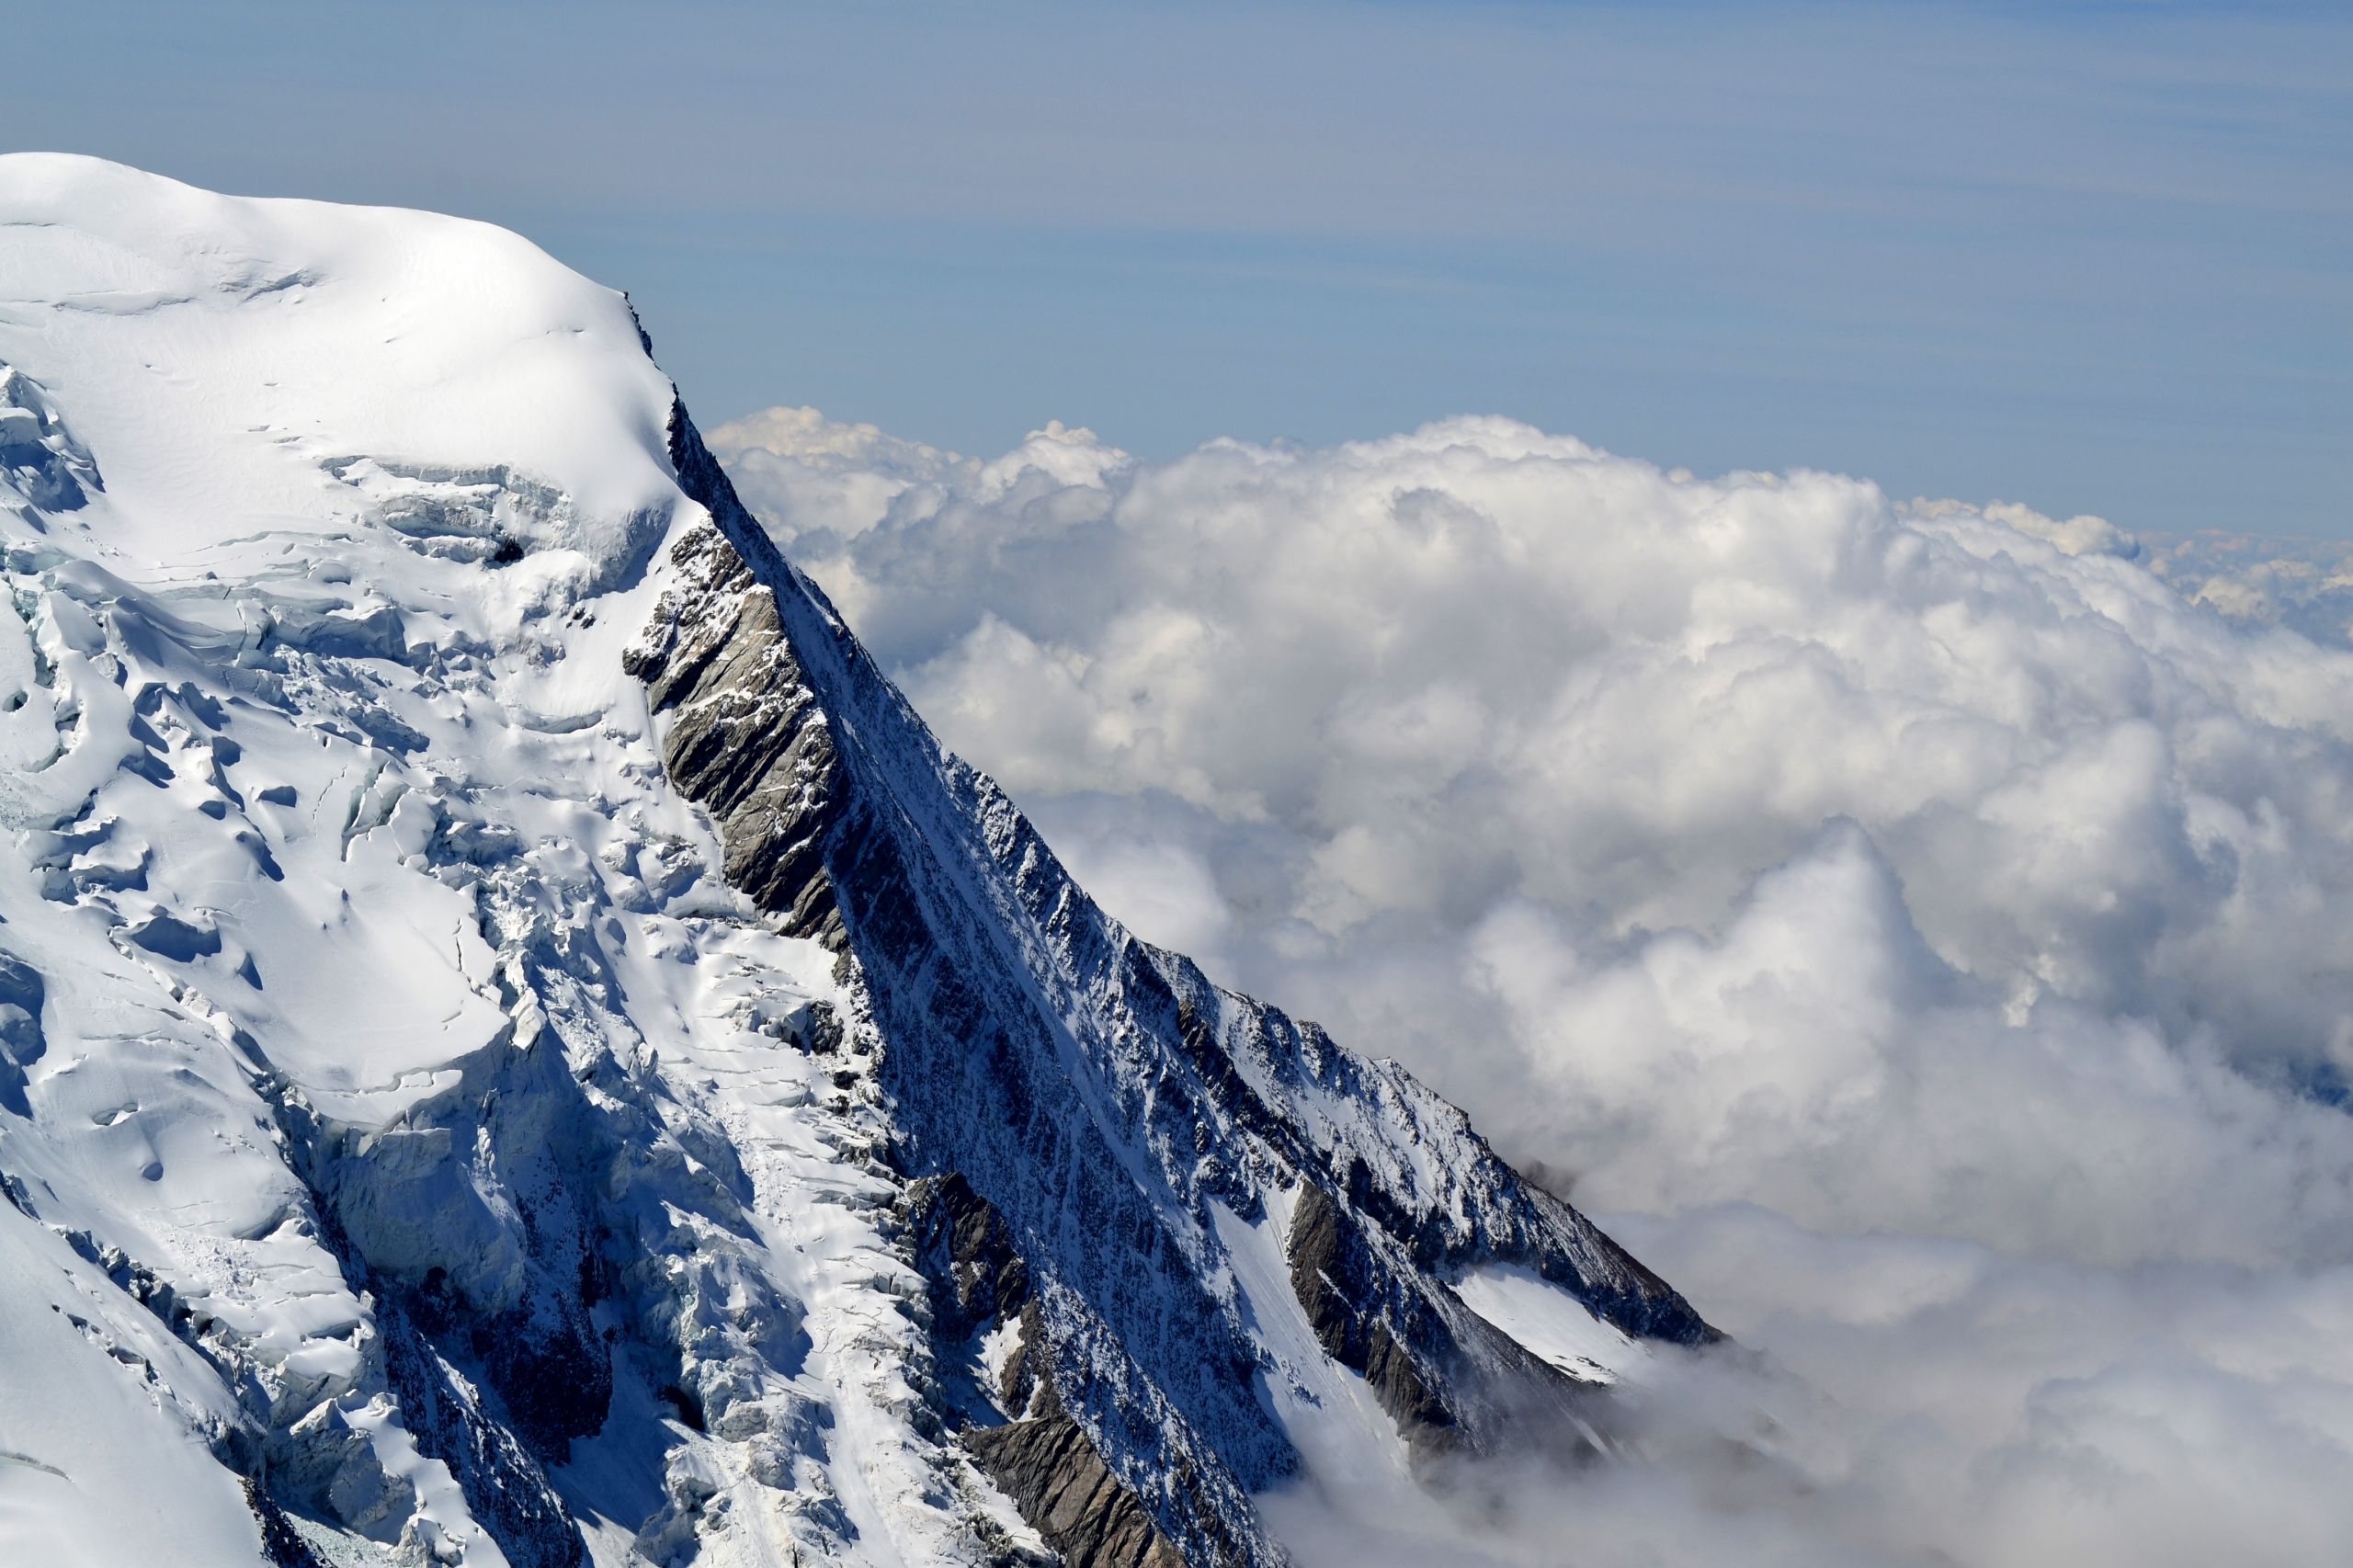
[710,407,2353,1563]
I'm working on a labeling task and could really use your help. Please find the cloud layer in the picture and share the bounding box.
[711,407,2353,1562]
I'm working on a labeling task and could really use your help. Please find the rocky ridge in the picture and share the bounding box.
[626,404,1716,1563]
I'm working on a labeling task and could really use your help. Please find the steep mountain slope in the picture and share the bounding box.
[0,156,1708,1568]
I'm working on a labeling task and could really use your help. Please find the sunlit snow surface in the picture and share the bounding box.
[1448,1263,1646,1385]
[0,155,1026,1567]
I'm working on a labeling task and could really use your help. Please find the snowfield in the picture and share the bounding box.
[0,156,1707,1567]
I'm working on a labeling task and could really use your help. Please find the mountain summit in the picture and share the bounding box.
[0,156,1709,1568]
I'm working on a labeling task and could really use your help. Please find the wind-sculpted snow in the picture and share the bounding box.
[0,156,1706,1568]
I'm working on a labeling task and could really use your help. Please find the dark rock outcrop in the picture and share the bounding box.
[1286,1182,1459,1449]
[907,1175,1187,1568]
[624,521,847,947]
[904,1172,1029,1342]
[967,1393,1188,1568]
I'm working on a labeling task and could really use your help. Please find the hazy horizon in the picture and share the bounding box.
[8,0,2348,538]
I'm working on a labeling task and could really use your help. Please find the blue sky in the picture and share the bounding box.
[10,1,2347,534]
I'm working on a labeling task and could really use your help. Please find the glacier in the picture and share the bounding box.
[0,155,1709,1568]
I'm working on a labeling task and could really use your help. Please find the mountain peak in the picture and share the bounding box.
[0,162,1706,1568]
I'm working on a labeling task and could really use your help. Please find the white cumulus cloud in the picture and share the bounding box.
[714,404,2353,1564]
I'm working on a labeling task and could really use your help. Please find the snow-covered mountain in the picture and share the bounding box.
[0,156,1709,1568]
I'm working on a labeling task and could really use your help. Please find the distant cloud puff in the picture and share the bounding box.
[2134,529,2353,648]
[714,405,2353,1565]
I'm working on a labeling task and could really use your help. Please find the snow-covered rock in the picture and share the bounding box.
[0,155,1708,1568]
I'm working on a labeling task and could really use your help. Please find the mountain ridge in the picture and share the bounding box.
[640,392,1715,1564]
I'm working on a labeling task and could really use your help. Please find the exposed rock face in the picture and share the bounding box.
[967,1399,1188,1568]
[623,520,847,947]
[1286,1182,1460,1449]
[904,1173,1027,1345]
[906,1175,1185,1568]
[631,402,1718,1564]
